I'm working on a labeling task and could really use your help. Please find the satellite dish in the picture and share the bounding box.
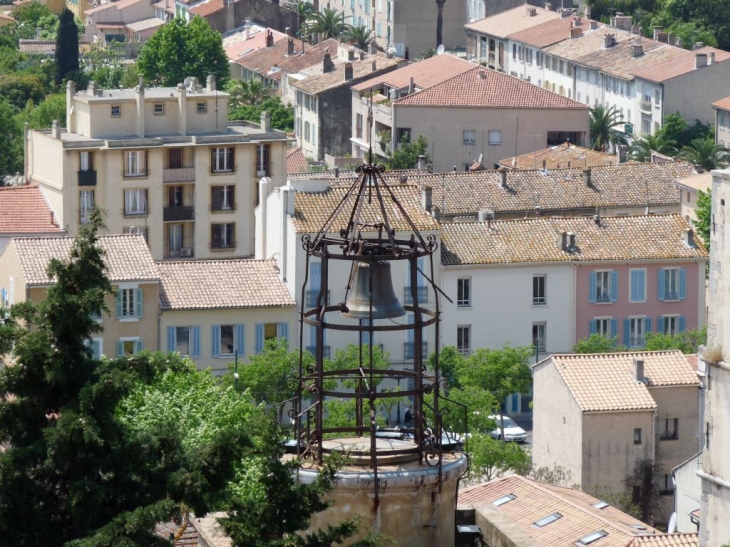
[478,153,483,163]
[436,44,445,55]
[667,513,677,533]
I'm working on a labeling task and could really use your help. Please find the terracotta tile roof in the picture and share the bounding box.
[126,17,165,32]
[286,146,309,174]
[630,534,699,547]
[18,40,55,54]
[675,172,712,192]
[713,96,730,111]
[498,143,620,170]
[547,351,700,412]
[11,235,158,286]
[0,186,62,235]
[157,259,294,310]
[394,67,588,109]
[509,16,600,48]
[290,54,400,95]
[276,38,341,75]
[96,22,127,28]
[235,37,299,79]
[460,475,665,547]
[292,183,440,234]
[634,47,730,83]
[0,13,15,22]
[85,0,144,15]
[685,354,699,372]
[465,4,560,39]
[223,26,288,61]
[287,168,431,183]
[154,520,199,546]
[352,54,475,92]
[151,0,174,14]
[441,214,707,266]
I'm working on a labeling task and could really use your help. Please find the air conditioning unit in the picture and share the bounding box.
[180,248,192,257]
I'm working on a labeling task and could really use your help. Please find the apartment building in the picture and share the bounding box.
[26,76,290,261]
[83,0,162,43]
[713,96,730,146]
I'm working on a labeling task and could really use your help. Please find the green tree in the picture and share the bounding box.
[229,96,294,132]
[677,137,730,170]
[137,16,229,87]
[285,0,314,39]
[589,104,627,151]
[695,188,711,249]
[628,133,677,162]
[12,2,58,40]
[655,113,712,149]
[465,433,531,484]
[226,78,270,108]
[386,134,430,169]
[55,8,79,85]
[427,345,464,390]
[305,7,348,40]
[573,334,626,354]
[0,73,45,110]
[17,93,66,129]
[0,99,22,177]
[644,326,707,354]
[345,25,374,51]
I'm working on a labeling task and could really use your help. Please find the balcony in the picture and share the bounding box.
[78,170,97,186]
[640,99,652,112]
[163,205,195,222]
[595,293,610,303]
[163,166,195,183]
[404,286,428,305]
[404,341,428,360]
[306,345,331,359]
[306,290,330,308]
[664,291,678,301]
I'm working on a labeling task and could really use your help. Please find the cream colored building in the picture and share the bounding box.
[712,96,730,147]
[533,351,700,527]
[157,258,296,375]
[26,76,290,261]
[0,234,160,358]
[676,172,711,228]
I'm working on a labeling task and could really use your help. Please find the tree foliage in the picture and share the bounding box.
[344,25,374,51]
[454,344,533,401]
[386,134,430,169]
[573,334,626,354]
[573,328,706,355]
[465,433,531,484]
[305,8,348,40]
[677,137,730,170]
[695,188,711,250]
[628,133,677,162]
[654,113,712,149]
[0,73,45,110]
[285,0,314,38]
[0,99,22,177]
[229,96,294,132]
[55,8,79,85]
[137,16,229,87]
[589,104,627,151]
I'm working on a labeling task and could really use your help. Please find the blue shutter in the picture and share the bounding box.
[657,316,665,335]
[277,322,288,346]
[678,268,687,300]
[658,269,666,301]
[135,339,143,354]
[135,288,143,317]
[417,257,426,287]
[630,270,645,302]
[167,326,176,352]
[116,290,123,318]
[211,325,221,357]
[236,324,245,356]
[255,323,264,353]
[191,326,200,358]
[644,317,652,334]
[611,318,618,339]
[678,316,686,333]
[589,319,597,335]
[407,313,414,343]
[589,272,597,303]
[623,318,630,347]
[637,269,646,301]
[117,340,124,357]
[610,271,618,303]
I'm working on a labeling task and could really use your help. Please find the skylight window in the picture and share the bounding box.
[493,494,516,507]
[592,501,609,509]
[579,530,608,545]
[533,512,562,528]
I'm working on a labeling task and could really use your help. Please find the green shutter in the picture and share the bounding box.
[116,290,123,318]
[135,288,143,317]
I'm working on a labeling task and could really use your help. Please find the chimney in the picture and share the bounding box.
[603,34,615,48]
[323,50,335,72]
[498,168,507,188]
[287,37,294,55]
[632,24,641,35]
[245,19,251,40]
[51,119,61,139]
[560,8,571,18]
[631,44,643,57]
[226,0,234,32]
[571,26,583,38]
[653,26,662,41]
[593,213,601,225]
[177,82,187,136]
[371,60,376,71]
[558,231,568,250]
[693,42,704,50]
[676,37,682,48]
[478,69,486,79]
[542,160,547,170]
[87,80,96,96]
[260,111,271,132]
[668,32,675,45]
[334,166,340,178]
[527,6,536,16]
[344,62,354,81]
[590,20,598,30]
[348,46,355,61]
[709,51,716,65]
[696,53,708,69]
[206,74,216,91]
[285,26,291,36]
[266,29,274,47]
[633,358,645,383]
[408,76,414,94]
[544,1,551,10]
[135,75,145,138]
[422,186,433,212]
[400,174,408,184]
[617,144,628,163]
[583,167,592,186]
[685,228,695,247]
[417,155,426,169]
[568,232,576,248]
[432,205,441,221]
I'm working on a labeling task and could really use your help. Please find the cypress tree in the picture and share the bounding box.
[55,8,79,85]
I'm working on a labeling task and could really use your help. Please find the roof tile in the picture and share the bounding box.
[287,146,309,175]
[291,54,401,95]
[465,4,560,38]
[352,54,475,92]
[499,143,620,170]
[633,46,730,83]
[0,186,62,235]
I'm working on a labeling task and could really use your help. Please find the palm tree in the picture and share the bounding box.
[285,0,313,39]
[677,137,730,170]
[344,25,374,52]
[305,8,348,40]
[629,134,678,162]
[589,105,628,151]
[225,79,269,108]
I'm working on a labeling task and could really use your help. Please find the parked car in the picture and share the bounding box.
[488,415,527,443]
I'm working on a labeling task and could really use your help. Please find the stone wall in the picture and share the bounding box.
[204,0,298,34]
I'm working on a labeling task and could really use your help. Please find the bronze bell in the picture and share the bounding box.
[343,261,406,319]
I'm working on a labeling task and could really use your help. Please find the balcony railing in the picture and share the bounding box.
[404,341,428,360]
[404,286,428,304]
[306,290,330,308]
[664,291,678,301]
[163,205,195,222]
[306,345,331,359]
[629,337,646,348]
[595,293,610,303]
[640,99,652,112]
[78,170,97,186]
[163,166,195,183]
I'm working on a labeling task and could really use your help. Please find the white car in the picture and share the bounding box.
[488,415,527,443]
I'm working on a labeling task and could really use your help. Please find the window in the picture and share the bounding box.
[117,287,142,319]
[211,185,235,211]
[654,89,660,106]
[111,105,121,117]
[626,317,650,347]
[661,418,678,440]
[457,325,471,355]
[634,428,642,444]
[532,322,546,352]
[168,185,183,207]
[256,144,270,176]
[213,324,245,357]
[117,338,142,356]
[168,223,183,255]
[457,277,471,307]
[493,493,516,506]
[196,102,207,113]
[356,113,363,139]
[124,189,148,216]
[658,268,685,300]
[660,474,673,495]
[165,326,200,358]
[304,121,311,143]
[255,322,288,353]
[396,127,411,144]
[87,338,103,359]
[211,223,235,249]
[211,147,234,173]
[590,270,617,303]
[512,43,516,59]
[660,315,684,337]
[79,190,94,224]
[176,326,190,355]
[534,512,562,528]
[124,226,148,241]
[463,130,476,145]
[488,130,501,145]
[629,268,646,302]
[533,274,546,305]
[154,103,164,115]
[124,151,147,177]
[591,318,611,337]
[79,151,93,171]
[579,531,608,545]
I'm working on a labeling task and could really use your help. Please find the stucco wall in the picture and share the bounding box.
[673,452,702,533]
[663,61,730,128]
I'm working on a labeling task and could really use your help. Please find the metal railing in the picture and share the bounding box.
[163,205,195,222]
[640,99,652,112]
[77,170,97,186]
[163,166,195,183]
